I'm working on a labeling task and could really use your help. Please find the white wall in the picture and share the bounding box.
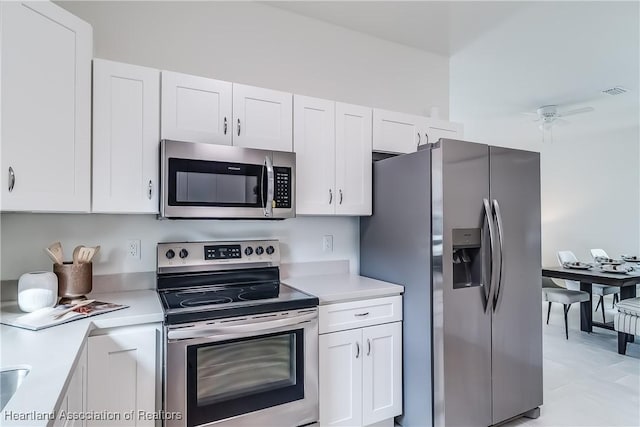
[57,1,450,117]
[1,1,450,281]
[0,214,358,279]
[449,2,640,267]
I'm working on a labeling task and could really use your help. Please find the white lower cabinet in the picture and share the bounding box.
[319,298,402,427]
[87,325,159,427]
[54,344,88,427]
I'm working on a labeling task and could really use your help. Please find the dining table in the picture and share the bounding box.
[541,265,640,335]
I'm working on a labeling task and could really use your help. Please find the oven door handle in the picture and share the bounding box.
[167,312,317,341]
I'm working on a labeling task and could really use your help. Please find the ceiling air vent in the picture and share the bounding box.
[602,86,627,96]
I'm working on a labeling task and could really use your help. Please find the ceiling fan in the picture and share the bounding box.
[525,104,595,131]
[522,104,595,142]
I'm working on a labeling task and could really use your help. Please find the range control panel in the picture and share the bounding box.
[157,240,281,272]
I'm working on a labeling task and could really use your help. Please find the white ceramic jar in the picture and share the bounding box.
[18,271,58,312]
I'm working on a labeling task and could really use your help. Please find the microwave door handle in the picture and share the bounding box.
[166,312,317,340]
[264,155,275,217]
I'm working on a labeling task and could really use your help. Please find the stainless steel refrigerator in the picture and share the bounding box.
[360,139,542,427]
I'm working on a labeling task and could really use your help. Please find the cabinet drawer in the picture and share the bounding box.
[319,295,402,334]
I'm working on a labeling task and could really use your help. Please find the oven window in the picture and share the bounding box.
[186,329,304,426]
[168,158,266,207]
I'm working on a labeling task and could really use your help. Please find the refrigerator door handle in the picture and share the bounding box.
[483,198,498,313]
[492,199,505,312]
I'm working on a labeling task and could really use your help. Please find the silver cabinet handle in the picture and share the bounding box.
[8,167,15,192]
[417,132,421,147]
[367,338,371,356]
[355,342,360,359]
[264,156,274,217]
[329,189,333,204]
[237,118,241,136]
[148,180,153,200]
[223,117,228,135]
[425,132,430,144]
[354,312,369,317]
[483,198,499,313]
[339,189,343,205]
[492,199,505,312]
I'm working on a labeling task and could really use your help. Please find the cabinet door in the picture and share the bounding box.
[421,118,464,146]
[0,1,92,212]
[319,329,363,427]
[293,95,335,215]
[161,71,232,145]
[93,59,160,213]
[87,328,157,427]
[335,103,372,216]
[362,322,403,426]
[233,83,292,151]
[55,344,88,427]
[372,109,421,154]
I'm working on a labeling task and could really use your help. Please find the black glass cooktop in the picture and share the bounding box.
[158,269,318,324]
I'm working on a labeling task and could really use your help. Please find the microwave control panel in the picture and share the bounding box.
[274,167,291,208]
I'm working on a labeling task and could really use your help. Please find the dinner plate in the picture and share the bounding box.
[621,255,640,263]
[601,265,633,274]
[563,262,591,270]
[595,257,624,266]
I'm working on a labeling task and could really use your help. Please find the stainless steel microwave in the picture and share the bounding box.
[160,140,295,219]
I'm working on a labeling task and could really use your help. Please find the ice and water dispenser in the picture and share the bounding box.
[452,228,483,289]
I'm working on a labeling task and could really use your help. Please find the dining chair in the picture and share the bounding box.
[557,250,620,323]
[542,277,590,339]
[590,248,620,308]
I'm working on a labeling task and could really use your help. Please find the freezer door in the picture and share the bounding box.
[489,146,542,424]
[434,139,492,427]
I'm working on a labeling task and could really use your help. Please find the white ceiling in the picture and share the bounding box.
[269,1,639,136]
[267,1,527,56]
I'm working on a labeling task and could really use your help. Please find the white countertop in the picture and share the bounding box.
[284,274,403,304]
[0,290,163,426]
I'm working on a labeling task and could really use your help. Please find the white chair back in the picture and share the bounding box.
[557,250,580,290]
[590,248,608,260]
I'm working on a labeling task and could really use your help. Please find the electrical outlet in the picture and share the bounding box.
[322,235,333,253]
[127,239,141,259]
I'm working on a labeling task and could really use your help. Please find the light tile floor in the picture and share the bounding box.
[504,297,640,427]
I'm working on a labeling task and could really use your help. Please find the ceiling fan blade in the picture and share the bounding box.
[560,106,594,117]
[521,111,538,116]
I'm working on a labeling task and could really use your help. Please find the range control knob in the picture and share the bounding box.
[244,246,254,256]
[165,249,175,259]
[255,246,264,255]
[266,245,275,255]
[179,249,189,259]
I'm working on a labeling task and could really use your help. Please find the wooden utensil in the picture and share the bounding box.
[72,246,83,265]
[45,247,63,265]
[52,299,95,319]
[78,246,96,263]
[47,242,64,264]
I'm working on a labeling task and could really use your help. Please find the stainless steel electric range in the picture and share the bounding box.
[157,240,319,427]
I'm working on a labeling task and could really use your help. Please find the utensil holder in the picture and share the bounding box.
[54,262,92,299]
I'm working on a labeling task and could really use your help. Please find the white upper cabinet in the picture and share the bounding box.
[335,103,372,216]
[161,71,232,145]
[0,1,92,212]
[420,117,464,147]
[233,83,293,151]
[293,95,336,215]
[294,96,372,216]
[372,109,421,154]
[93,59,160,214]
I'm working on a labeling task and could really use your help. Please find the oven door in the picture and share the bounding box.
[165,309,318,427]
[160,140,295,219]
